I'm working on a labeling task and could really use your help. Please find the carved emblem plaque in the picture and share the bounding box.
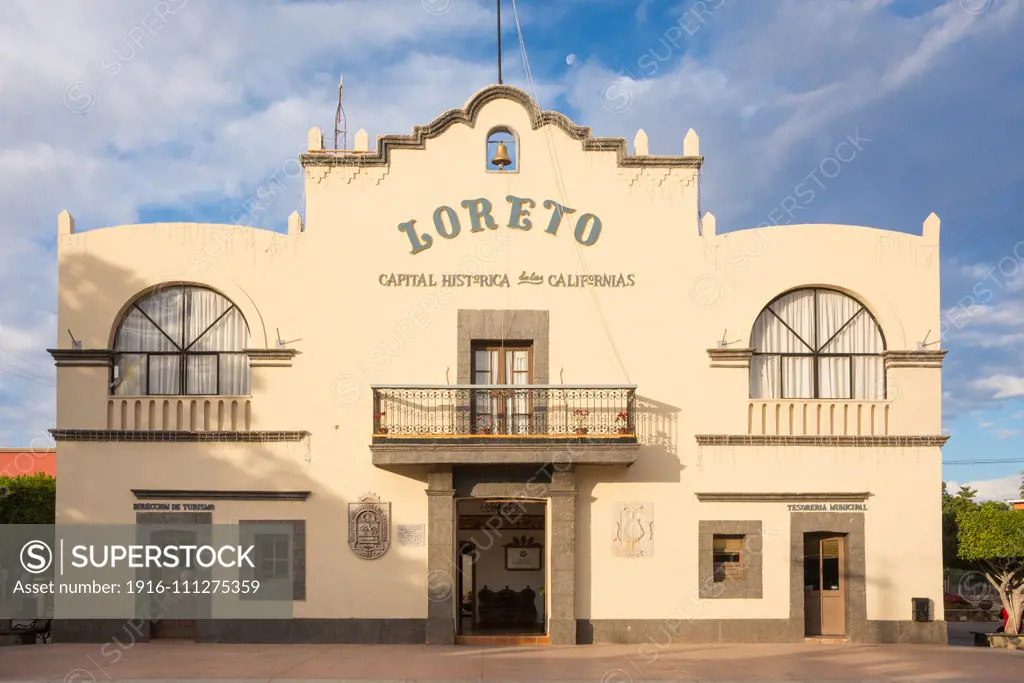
[349,493,390,560]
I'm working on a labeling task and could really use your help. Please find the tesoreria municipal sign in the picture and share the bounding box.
[787,503,868,511]
[397,196,603,254]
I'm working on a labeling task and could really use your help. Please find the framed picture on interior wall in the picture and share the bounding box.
[504,535,543,571]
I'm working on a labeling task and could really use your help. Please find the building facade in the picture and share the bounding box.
[48,85,947,645]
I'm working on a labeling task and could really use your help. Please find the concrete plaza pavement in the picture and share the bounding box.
[1,638,1023,683]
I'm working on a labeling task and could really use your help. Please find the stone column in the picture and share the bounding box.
[548,468,576,645]
[425,468,455,645]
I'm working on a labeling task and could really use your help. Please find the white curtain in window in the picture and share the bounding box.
[113,286,250,396]
[506,350,530,434]
[750,289,884,400]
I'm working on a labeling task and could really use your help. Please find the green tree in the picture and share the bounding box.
[0,473,55,524]
[943,482,980,570]
[956,505,1024,635]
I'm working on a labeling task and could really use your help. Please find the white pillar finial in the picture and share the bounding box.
[633,129,649,156]
[684,129,699,156]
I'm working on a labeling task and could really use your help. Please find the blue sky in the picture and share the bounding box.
[0,0,1022,498]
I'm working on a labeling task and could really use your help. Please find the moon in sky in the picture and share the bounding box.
[566,53,577,66]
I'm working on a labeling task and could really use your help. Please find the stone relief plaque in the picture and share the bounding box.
[396,523,425,547]
[349,493,390,559]
[613,502,653,558]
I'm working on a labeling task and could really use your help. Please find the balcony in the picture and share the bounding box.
[369,385,640,467]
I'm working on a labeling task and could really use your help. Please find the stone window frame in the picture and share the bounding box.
[238,520,306,601]
[457,310,549,385]
[698,520,763,599]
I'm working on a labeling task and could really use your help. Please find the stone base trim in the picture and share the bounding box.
[576,619,947,645]
[53,617,945,645]
[52,619,426,644]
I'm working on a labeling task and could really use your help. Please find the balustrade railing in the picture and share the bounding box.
[371,385,637,438]
[107,397,252,432]
[748,399,890,436]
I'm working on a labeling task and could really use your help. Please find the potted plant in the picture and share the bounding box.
[373,411,388,435]
[572,408,590,435]
[615,411,630,434]
[475,415,494,435]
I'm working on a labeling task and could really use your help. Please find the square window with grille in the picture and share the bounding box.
[254,533,290,580]
[713,535,745,583]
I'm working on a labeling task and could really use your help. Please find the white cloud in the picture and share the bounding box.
[0,0,506,444]
[563,0,1018,226]
[992,429,1020,439]
[973,375,1024,399]
[979,421,994,428]
[947,474,1023,503]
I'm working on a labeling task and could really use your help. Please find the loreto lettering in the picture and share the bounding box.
[787,503,868,512]
[396,196,603,255]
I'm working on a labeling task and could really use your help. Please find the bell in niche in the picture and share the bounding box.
[491,140,512,170]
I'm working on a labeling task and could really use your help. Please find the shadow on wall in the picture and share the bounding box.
[50,250,434,654]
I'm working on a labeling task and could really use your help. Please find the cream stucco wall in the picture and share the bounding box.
[53,86,945,627]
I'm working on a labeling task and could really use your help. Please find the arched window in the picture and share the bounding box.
[486,127,518,172]
[112,285,250,396]
[749,288,885,400]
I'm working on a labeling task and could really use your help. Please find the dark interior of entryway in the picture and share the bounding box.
[803,532,848,637]
[456,498,546,638]
[148,528,198,639]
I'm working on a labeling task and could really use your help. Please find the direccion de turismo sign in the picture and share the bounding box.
[396,196,603,254]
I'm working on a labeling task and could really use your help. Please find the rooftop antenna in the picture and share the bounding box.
[334,74,348,150]
[496,0,503,85]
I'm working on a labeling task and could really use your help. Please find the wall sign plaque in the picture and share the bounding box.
[349,493,391,559]
[396,523,425,546]
[133,502,215,511]
[788,503,868,511]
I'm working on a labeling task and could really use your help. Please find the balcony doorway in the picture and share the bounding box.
[472,343,533,435]
[455,498,547,643]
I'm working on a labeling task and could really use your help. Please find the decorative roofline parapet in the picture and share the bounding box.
[300,85,703,169]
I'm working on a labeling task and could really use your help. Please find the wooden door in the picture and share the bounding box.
[819,536,846,635]
[149,530,197,639]
[803,534,846,636]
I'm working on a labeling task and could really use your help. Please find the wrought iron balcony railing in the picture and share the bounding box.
[371,385,637,439]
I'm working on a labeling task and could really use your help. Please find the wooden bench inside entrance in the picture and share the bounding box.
[0,619,51,644]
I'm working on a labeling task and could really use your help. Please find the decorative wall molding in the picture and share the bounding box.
[132,489,311,501]
[47,348,113,367]
[50,429,310,443]
[695,434,949,447]
[245,348,300,367]
[883,349,947,368]
[707,347,753,368]
[300,85,703,170]
[695,492,871,503]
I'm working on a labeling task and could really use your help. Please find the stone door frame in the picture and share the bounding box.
[426,466,576,645]
[789,512,866,641]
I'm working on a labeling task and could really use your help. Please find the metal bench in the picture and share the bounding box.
[0,619,51,644]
